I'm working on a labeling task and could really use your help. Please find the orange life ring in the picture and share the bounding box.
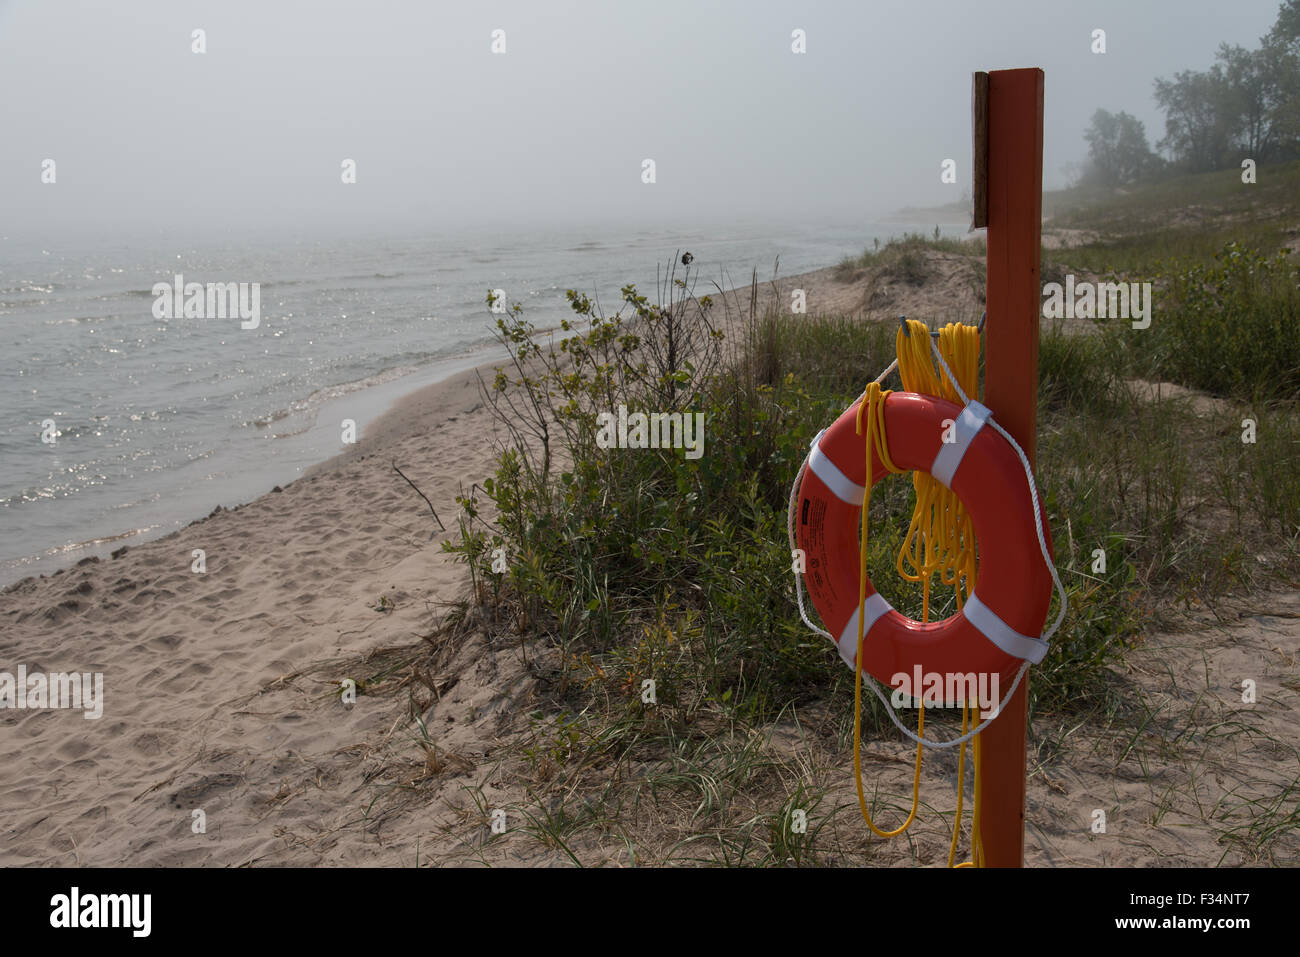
[795,391,1054,690]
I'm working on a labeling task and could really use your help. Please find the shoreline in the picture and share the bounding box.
[0,254,876,592]
[0,245,990,866]
[0,310,507,862]
[0,342,504,591]
[2,219,979,589]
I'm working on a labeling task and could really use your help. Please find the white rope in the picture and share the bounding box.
[787,458,833,643]
[927,335,1068,649]
[785,329,1068,750]
[784,353,901,641]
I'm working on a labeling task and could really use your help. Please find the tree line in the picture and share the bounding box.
[1080,0,1300,185]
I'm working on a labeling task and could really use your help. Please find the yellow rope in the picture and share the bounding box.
[895,321,979,605]
[852,380,921,837]
[947,703,971,867]
[851,318,986,865]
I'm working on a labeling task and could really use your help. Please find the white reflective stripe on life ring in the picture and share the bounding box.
[836,593,895,667]
[808,434,866,506]
[963,591,1049,663]
[929,400,993,489]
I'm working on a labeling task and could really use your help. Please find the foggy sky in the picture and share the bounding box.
[0,0,1282,243]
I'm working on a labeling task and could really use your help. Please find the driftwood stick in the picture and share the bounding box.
[392,461,446,532]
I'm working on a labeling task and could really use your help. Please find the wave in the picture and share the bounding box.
[0,524,164,578]
[244,341,499,435]
[245,358,440,431]
[0,282,57,296]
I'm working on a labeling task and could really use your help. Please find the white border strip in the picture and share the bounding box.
[963,591,1049,663]
[807,432,866,505]
[930,400,993,489]
[836,593,894,667]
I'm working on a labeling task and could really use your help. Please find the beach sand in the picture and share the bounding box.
[0,355,500,864]
[2,254,1295,866]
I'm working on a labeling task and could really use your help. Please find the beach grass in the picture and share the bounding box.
[835,231,987,284]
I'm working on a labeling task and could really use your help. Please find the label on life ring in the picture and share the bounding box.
[799,492,840,612]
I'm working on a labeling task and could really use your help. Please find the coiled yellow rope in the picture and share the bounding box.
[851,318,985,866]
[895,321,980,606]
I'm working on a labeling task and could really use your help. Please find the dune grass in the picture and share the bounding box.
[835,231,987,284]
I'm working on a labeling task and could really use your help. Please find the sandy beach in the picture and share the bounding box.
[2,250,1296,867]
[0,344,499,864]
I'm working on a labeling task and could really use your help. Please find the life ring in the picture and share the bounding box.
[794,391,1054,690]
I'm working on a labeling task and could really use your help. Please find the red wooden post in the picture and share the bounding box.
[979,67,1044,868]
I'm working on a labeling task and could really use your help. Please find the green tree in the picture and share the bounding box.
[1152,3,1300,170]
[1272,0,1300,46]
[1083,108,1160,184]
[1263,2,1300,159]
[1218,41,1300,161]
[1153,66,1235,171]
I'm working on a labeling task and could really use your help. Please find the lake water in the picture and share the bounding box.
[0,219,964,584]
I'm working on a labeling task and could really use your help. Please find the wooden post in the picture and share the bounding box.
[979,67,1044,868]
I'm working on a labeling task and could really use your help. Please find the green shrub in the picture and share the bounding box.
[1038,322,1120,414]
[446,254,1299,765]
[1129,242,1300,401]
